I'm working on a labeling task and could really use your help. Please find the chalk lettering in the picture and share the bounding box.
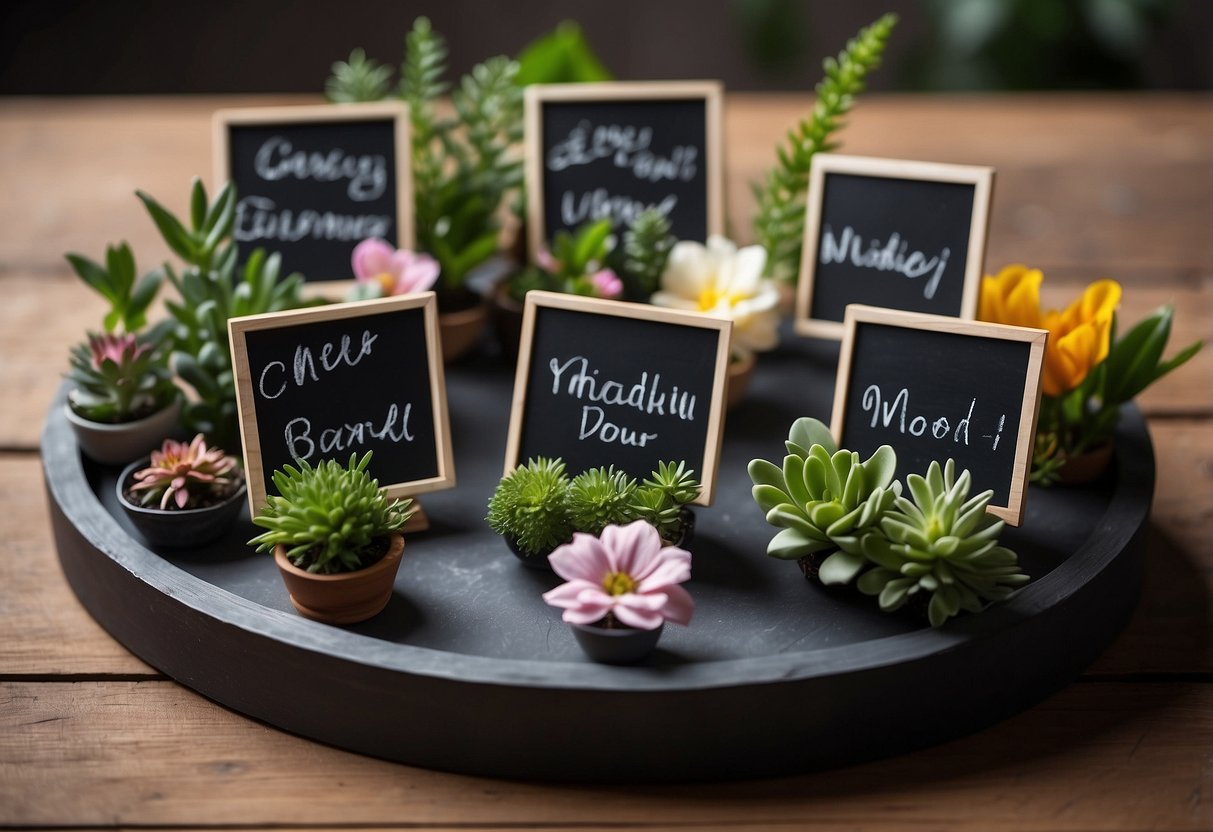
[546,120,698,183]
[257,330,379,400]
[861,386,992,448]
[235,195,392,244]
[282,403,414,462]
[252,136,387,201]
[560,189,677,229]
[578,406,659,447]
[820,225,950,300]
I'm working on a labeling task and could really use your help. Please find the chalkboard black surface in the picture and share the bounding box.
[795,154,994,340]
[214,102,412,283]
[831,305,1045,525]
[524,82,723,260]
[229,292,453,513]
[505,291,731,504]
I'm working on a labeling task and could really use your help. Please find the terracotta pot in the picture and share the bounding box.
[1056,442,1115,486]
[273,533,405,624]
[725,352,756,410]
[571,620,663,664]
[438,302,488,363]
[64,396,182,466]
[116,457,247,548]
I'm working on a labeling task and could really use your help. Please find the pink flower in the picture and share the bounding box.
[351,237,440,295]
[89,333,146,368]
[589,269,623,299]
[536,248,561,273]
[543,521,694,630]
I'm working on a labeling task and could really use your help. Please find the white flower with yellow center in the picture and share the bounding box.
[651,236,780,357]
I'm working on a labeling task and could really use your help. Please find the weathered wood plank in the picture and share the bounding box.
[1,680,1209,829]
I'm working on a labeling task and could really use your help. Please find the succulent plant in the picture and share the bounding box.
[748,417,899,581]
[66,332,178,423]
[128,433,241,510]
[859,459,1030,627]
[568,466,636,537]
[248,452,412,574]
[65,241,163,334]
[326,48,394,103]
[631,461,701,543]
[486,458,574,556]
[621,208,675,299]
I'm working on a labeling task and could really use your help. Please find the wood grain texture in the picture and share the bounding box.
[1,680,1209,829]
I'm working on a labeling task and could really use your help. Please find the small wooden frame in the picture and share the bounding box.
[213,102,413,286]
[524,81,724,260]
[795,154,994,340]
[229,292,454,516]
[831,305,1046,526]
[504,291,732,505]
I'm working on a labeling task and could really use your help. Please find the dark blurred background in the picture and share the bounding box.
[2,0,1211,94]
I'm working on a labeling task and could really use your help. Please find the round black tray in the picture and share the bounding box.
[43,336,1152,782]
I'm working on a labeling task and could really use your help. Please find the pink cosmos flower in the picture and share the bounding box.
[589,268,623,299]
[89,333,147,368]
[543,520,694,630]
[351,237,440,296]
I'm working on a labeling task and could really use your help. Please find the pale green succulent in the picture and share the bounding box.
[568,467,636,537]
[748,417,899,580]
[859,459,1030,628]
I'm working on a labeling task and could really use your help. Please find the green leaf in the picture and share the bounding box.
[66,252,116,301]
[747,458,785,490]
[818,549,866,584]
[753,483,791,514]
[137,190,197,263]
[788,417,835,454]
[190,178,208,231]
[767,527,831,559]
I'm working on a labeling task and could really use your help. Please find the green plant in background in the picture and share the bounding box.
[66,331,178,424]
[568,466,636,537]
[138,179,306,451]
[752,13,896,282]
[621,208,676,300]
[486,457,574,556]
[508,218,621,301]
[859,460,1029,627]
[514,20,612,85]
[748,417,899,577]
[326,48,394,103]
[65,242,163,334]
[249,452,413,574]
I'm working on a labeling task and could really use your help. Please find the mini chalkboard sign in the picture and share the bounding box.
[229,292,454,516]
[214,102,412,284]
[831,305,1045,526]
[795,154,994,340]
[524,81,723,259]
[505,291,731,505]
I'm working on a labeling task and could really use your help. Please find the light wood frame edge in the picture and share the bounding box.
[524,80,725,264]
[228,291,454,517]
[830,304,1046,527]
[503,290,732,506]
[794,153,996,341]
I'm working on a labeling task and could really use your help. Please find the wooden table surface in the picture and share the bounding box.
[1,93,1210,830]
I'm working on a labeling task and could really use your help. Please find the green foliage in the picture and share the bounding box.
[749,417,899,574]
[1101,306,1202,408]
[621,209,675,299]
[65,242,163,333]
[66,331,178,423]
[508,218,615,300]
[860,460,1029,628]
[249,452,412,574]
[752,13,896,282]
[137,179,305,451]
[402,18,523,294]
[326,48,394,103]
[515,21,612,85]
[486,458,574,556]
[568,466,636,537]
[634,460,701,541]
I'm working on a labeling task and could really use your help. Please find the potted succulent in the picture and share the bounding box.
[542,520,694,664]
[248,452,413,624]
[748,417,1028,627]
[486,458,699,569]
[116,434,246,547]
[979,264,1202,484]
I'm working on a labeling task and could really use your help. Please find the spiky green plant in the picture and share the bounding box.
[748,417,899,580]
[249,452,412,574]
[66,331,178,423]
[621,208,675,299]
[65,241,163,334]
[326,48,394,103]
[630,461,700,543]
[568,466,636,536]
[859,459,1030,627]
[486,458,574,556]
[752,13,896,282]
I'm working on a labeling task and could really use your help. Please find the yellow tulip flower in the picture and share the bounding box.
[979,264,1043,329]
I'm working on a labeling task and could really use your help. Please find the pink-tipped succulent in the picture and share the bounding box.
[351,237,440,296]
[543,520,694,630]
[589,268,623,299]
[66,331,177,423]
[130,434,240,510]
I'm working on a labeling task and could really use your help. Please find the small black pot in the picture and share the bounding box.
[571,620,664,665]
[116,458,247,549]
[504,534,557,571]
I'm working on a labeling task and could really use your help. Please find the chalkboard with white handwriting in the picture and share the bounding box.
[214,102,412,282]
[795,154,994,340]
[229,293,453,513]
[524,82,722,260]
[831,306,1045,526]
[505,292,731,505]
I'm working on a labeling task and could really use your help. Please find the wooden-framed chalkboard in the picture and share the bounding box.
[524,81,723,260]
[504,291,731,505]
[213,102,412,284]
[228,292,453,514]
[795,154,994,340]
[831,305,1045,526]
